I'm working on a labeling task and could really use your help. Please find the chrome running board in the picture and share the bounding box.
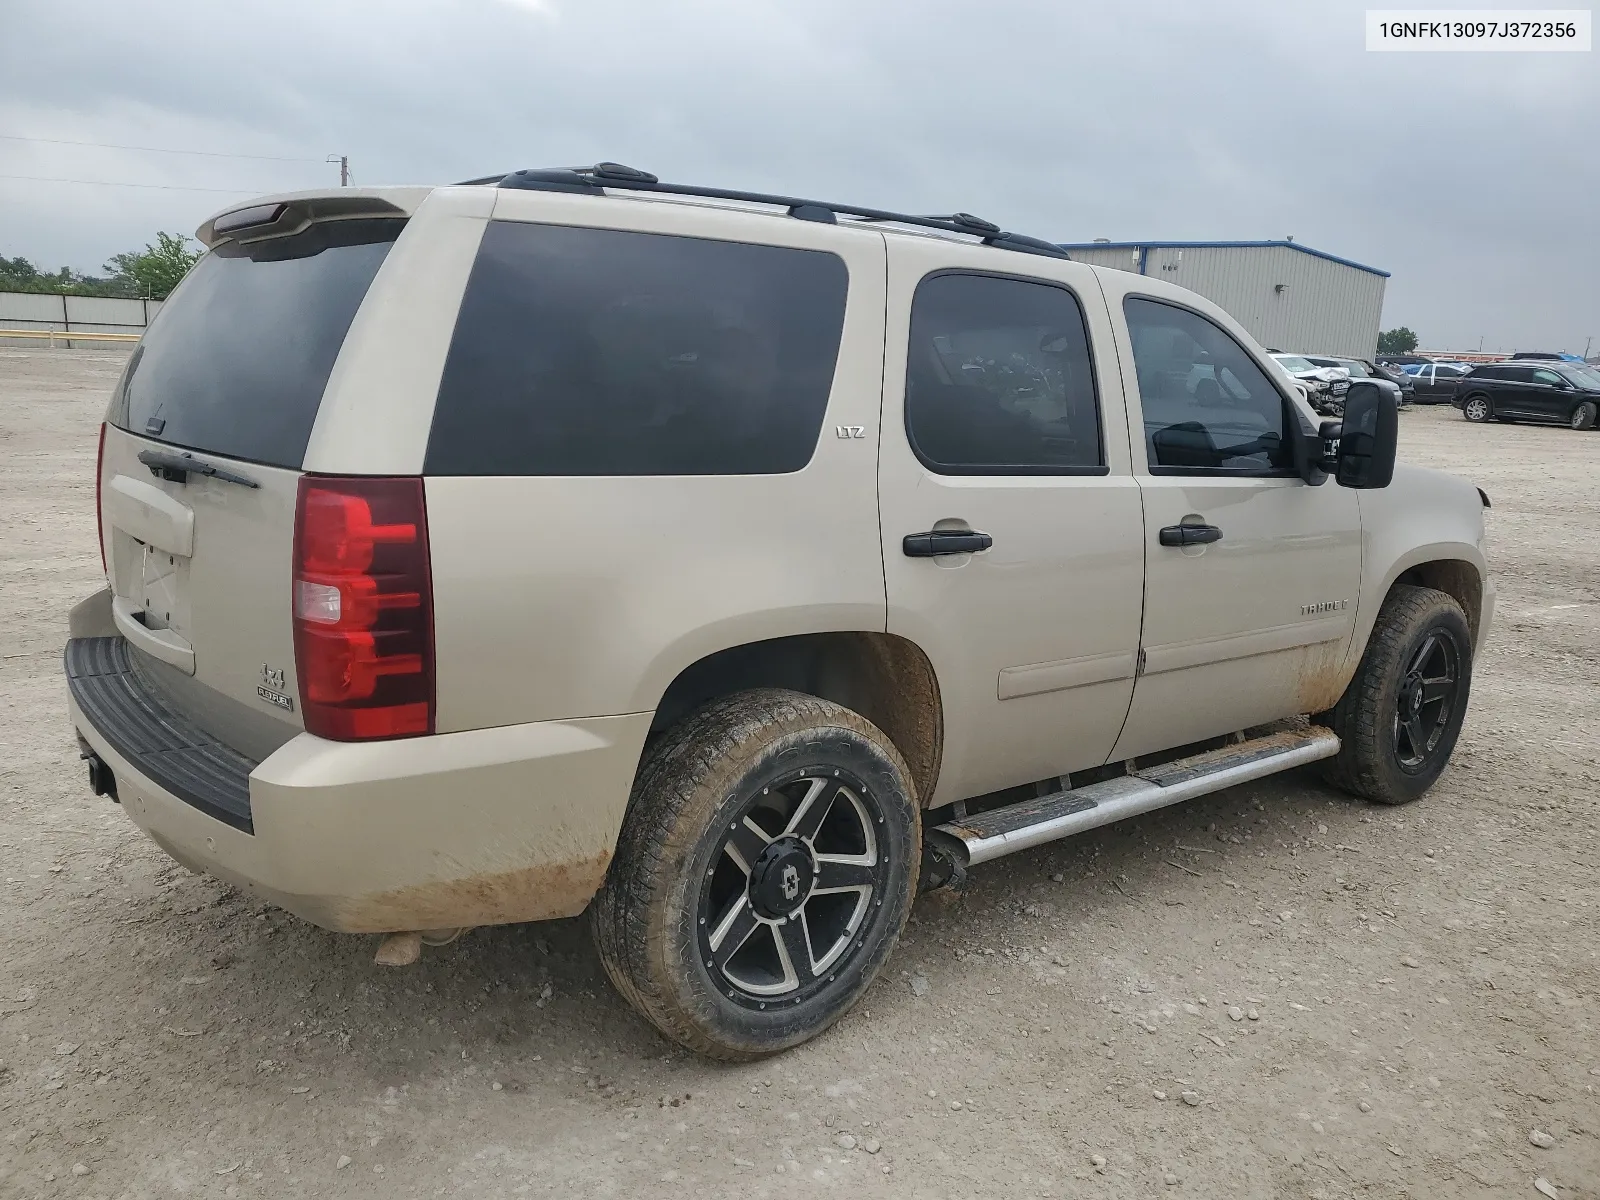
[932,727,1340,867]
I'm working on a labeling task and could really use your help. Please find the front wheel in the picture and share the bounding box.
[1316,585,1472,805]
[1461,394,1492,422]
[591,689,919,1059]
[1572,401,1599,431]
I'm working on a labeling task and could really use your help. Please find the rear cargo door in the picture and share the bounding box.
[99,217,404,760]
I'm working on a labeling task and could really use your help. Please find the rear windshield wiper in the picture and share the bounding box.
[137,449,260,489]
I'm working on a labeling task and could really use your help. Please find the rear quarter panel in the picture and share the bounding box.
[420,194,892,730]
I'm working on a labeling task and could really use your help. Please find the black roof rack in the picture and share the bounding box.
[456,163,1070,261]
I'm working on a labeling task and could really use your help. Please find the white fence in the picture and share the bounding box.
[0,291,161,348]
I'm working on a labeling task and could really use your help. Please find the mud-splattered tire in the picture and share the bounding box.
[591,689,919,1060]
[1315,585,1472,805]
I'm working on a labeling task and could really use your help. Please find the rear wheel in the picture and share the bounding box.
[1572,401,1598,431]
[591,689,919,1059]
[1461,394,1491,422]
[1316,585,1472,805]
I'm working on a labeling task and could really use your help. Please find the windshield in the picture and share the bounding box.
[1272,355,1317,372]
[1335,360,1369,377]
[109,218,404,468]
[1562,365,1600,389]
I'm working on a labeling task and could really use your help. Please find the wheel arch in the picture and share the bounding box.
[645,631,945,807]
[1391,559,1484,647]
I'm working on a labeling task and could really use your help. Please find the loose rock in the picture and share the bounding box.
[336,1155,353,1170]
[1358,1100,1373,1113]
[1090,1154,1107,1171]
[1529,1129,1555,1148]
[1164,1171,1179,1186]
[1401,956,1420,969]
[836,1133,857,1150]
[910,975,930,998]
[863,1138,881,1154]
[1227,1006,1244,1022]
[1247,1008,1259,1021]
[1181,1091,1201,1107]
[72,1164,89,1177]
[1534,1179,1559,1199]
[1153,1090,1168,1101]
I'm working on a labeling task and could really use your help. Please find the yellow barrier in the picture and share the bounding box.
[0,328,142,346]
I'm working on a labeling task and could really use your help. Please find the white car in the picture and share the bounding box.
[1271,353,1351,412]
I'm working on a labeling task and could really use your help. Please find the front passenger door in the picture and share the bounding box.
[1101,287,1363,760]
[1528,368,1571,420]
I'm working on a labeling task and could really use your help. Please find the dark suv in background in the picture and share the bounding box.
[1455,362,1600,430]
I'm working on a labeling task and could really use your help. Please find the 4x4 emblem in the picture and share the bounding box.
[257,664,294,712]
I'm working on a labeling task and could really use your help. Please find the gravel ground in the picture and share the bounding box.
[2,349,1597,1200]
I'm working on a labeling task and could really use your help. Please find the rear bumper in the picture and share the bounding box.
[67,638,652,933]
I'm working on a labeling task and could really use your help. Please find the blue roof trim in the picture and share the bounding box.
[1056,240,1391,278]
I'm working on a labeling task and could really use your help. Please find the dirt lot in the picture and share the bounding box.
[1,348,1597,1200]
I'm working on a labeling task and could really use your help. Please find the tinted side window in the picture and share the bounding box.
[1470,367,1506,380]
[1532,368,1564,386]
[426,222,848,476]
[110,218,403,468]
[905,273,1103,474]
[1123,297,1292,473]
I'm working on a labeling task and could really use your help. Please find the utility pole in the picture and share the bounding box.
[1586,335,1593,359]
[326,154,350,186]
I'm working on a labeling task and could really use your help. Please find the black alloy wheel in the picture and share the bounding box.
[1316,584,1473,805]
[591,689,919,1059]
[699,768,888,1007]
[1393,627,1462,774]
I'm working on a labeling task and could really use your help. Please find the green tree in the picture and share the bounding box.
[104,231,200,299]
[1377,327,1419,355]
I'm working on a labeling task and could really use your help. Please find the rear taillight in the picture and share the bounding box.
[95,422,107,576]
[292,476,434,740]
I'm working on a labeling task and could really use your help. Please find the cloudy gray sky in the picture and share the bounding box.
[2,0,1595,353]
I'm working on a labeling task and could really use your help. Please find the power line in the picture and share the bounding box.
[0,133,324,163]
[0,174,261,194]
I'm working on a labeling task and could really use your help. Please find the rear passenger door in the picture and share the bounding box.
[879,240,1145,805]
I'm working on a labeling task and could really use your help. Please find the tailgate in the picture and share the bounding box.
[96,214,405,759]
[100,428,303,759]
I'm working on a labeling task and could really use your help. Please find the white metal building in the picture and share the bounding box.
[1056,240,1389,360]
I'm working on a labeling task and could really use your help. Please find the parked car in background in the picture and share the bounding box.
[1302,355,1410,409]
[1510,351,1586,363]
[1404,362,1472,405]
[1367,359,1419,401]
[1269,353,1350,414]
[1377,354,1431,370]
[1455,362,1600,430]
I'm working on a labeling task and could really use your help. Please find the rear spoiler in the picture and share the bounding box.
[197,187,431,248]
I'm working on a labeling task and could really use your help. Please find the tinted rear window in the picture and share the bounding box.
[425,221,849,476]
[109,218,403,468]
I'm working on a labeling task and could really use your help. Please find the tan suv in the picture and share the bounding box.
[66,164,1494,1059]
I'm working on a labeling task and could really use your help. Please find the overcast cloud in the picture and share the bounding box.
[1,0,1594,352]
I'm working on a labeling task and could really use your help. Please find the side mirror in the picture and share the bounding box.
[1335,380,1398,489]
